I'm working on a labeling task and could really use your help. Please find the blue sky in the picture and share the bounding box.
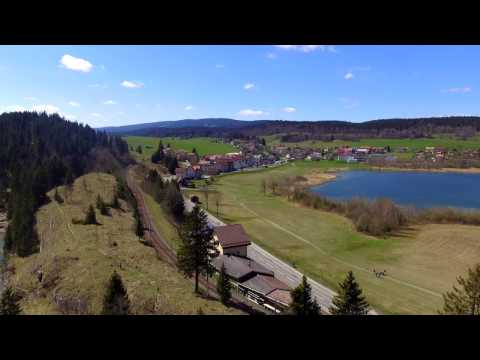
[1,45,479,127]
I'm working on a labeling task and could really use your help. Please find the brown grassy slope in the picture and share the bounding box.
[7,173,241,315]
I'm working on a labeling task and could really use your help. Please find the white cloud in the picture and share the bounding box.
[68,101,80,107]
[275,45,336,53]
[121,80,144,88]
[266,52,277,59]
[244,83,255,91]
[90,113,102,118]
[344,72,354,80]
[60,54,93,73]
[32,104,60,114]
[238,109,266,117]
[103,100,117,105]
[185,105,195,111]
[215,64,225,68]
[444,86,472,93]
[1,105,26,113]
[283,107,296,113]
[63,113,77,120]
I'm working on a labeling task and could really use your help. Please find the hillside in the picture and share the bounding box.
[4,173,241,315]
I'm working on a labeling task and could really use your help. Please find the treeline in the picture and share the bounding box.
[141,168,185,222]
[121,116,480,141]
[150,141,178,175]
[269,175,480,237]
[0,111,131,257]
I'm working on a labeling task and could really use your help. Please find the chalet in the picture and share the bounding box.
[213,224,251,257]
[176,150,189,162]
[212,254,274,283]
[238,274,292,311]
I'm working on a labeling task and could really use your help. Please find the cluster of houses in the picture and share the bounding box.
[414,146,480,163]
[271,144,397,163]
[171,141,280,184]
[211,224,291,313]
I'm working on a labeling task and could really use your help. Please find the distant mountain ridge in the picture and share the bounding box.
[99,116,480,140]
[99,118,266,134]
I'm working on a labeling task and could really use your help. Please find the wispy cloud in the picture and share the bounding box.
[443,86,472,93]
[340,97,360,109]
[32,104,60,114]
[89,83,108,89]
[103,100,117,105]
[24,97,38,102]
[244,83,255,91]
[121,80,144,88]
[275,45,336,53]
[344,72,354,80]
[60,54,93,73]
[283,107,296,113]
[266,52,277,59]
[185,105,195,111]
[90,113,102,118]
[238,109,266,117]
[215,64,225,68]
[1,105,26,113]
[68,101,80,107]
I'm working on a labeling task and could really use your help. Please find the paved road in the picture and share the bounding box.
[183,198,352,314]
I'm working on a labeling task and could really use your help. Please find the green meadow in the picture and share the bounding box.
[124,136,237,161]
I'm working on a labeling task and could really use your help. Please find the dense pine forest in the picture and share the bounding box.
[0,111,132,257]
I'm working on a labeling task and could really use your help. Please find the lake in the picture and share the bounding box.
[311,170,480,209]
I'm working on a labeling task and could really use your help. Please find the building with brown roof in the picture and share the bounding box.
[213,224,251,257]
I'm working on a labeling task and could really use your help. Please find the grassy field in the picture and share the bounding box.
[184,160,480,314]
[266,134,480,160]
[125,136,237,161]
[7,173,241,315]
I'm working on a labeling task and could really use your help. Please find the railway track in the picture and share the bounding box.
[126,166,264,314]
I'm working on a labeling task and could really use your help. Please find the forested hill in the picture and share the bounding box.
[104,116,480,140]
[0,111,132,257]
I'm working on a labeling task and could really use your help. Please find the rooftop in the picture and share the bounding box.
[212,254,274,281]
[213,224,252,249]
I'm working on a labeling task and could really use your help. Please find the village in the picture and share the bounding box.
[165,137,480,184]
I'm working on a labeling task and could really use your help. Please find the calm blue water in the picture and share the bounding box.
[311,170,480,209]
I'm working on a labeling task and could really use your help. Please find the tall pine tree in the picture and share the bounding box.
[0,287,22,315]
[102,271,130,315]
[442,264,480,315]
[330,271,370,315]
[217,263,232,305]
[289,275,321,315]
[177,205,219,293]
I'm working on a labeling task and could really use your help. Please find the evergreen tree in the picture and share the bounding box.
[177,205,219,293]
[166,183,185,221]
[330,271,370,315]
[135,217,144,238]
[217,263,232,304]
[136,145,143,154]
[96,195,110,216]
[102,271,130,315]
[442,264,480,315]
[84,205,98,225]
[289,275,321,315]
[111,194,121,209]
[54,188,64,204]
[0,287,22,315]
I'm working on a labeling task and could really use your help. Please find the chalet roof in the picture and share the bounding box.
[213,224,251,249]
[212,255,274,281]
[266,289,292,307]
[240,274,291,296]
